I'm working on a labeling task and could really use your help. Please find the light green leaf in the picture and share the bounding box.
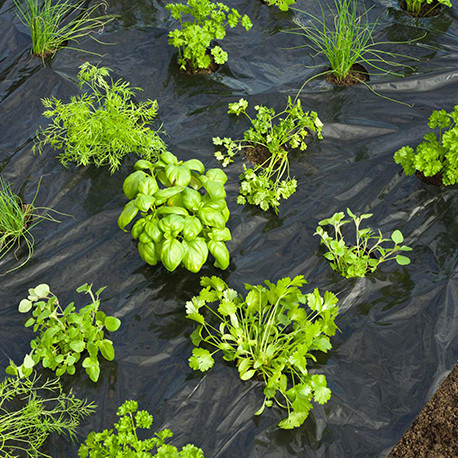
[189,348,214,372]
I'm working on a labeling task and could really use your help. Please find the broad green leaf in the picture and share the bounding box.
[160,238,184,271]
[158,214,185,235]
[183,216,203,241]
[86,362,101,382]
[208,241,230,270]
[182,187,202,212]
[198,207,226,229]
[183,159,205,174]
[134,194,155,212]
[156,206,189,217]
[391,230,404,244]
[218,300,236,316]
[138,241,159,265]
[123,171,147,199]
[118,201,139,231]
[131,218,146,239]
[182,238,209,273]
[153,186,184,205]
[138,176,159,196]
[396,255,410,265]
[69,340,85,353]
[159,151,178,165]
[34,284,50,297]
[278,412,309,429]
[23,354,36,369]
[203,180,226,200]
[165,164,192,186]
[105,316,121,332]
[189,348,214,372]
[99,339,115,361]
[241,369,256,381]
[18,299,32,313]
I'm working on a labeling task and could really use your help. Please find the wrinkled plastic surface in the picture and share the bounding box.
[0,0,457,456]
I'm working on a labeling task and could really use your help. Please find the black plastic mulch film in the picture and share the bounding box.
[0,0,457,456]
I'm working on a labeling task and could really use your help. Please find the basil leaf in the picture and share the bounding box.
[160,238,184,271]
[208,240,230,269]
[122,171,147,199]
[182,238,209,273]
[118,201,139,231]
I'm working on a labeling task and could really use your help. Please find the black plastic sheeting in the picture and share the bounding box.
[0,0,457,456]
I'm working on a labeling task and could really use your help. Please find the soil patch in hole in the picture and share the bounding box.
[388,362,458,457]
[325,63,369,87]
[400,0,442,17]
[415,170,446,187]
[182,52,219,75]
[244,144,271,166]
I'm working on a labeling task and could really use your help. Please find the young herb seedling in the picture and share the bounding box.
[187,275,338,429]
[34,62,167,173]
[79,400,204,457]
[7,283,121,382]
[118,152,231,272]
[213,97,323,213]
[394,106,458,186]
[315,208,412,278]
[166,0,252,72]
[264,0,296,11]
[0,374,95,458]
[403,0,450,17]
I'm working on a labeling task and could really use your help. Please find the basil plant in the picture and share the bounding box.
[118,152,231,272]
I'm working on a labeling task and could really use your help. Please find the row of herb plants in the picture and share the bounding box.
[1,0,455,455]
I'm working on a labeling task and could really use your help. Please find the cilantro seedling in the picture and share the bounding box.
[187,275,338,429]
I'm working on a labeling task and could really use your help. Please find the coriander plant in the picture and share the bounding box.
[187,275,338,429]
[213,97,323,212]
[394,106,458,186]
[14,0,113,58]
[264,0,296,11]
[7,283,121,382]
[0,176,60,274]
[0,374,95,458]
[315,208,412,278]
[118,152,231,273]
[166,0,252,72]
[79,400,204,457]
[34,62,167,173]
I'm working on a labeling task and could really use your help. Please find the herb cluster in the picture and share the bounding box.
[404,0,450,15]
[187,275,338,429]
[394,106,458,185]
[167,0,252,72]
[79,400,204,457]
[214,97,323,212]
[315,209,411,278]
[0,374,95,458]
[6,283,121,382]
[118,152,231,272]
[264,0,296,11]
[34,62,167,173]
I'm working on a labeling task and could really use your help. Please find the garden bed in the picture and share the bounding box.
[0,0,457,456]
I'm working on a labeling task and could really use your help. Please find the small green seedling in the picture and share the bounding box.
[264,0,296,11]
[315,208,412,278]
[187,275,338,429]
[7,283,121,382]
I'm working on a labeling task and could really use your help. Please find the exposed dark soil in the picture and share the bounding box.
[415,170,446,187]
[400,0,442,17]
[389,363,458,458]
[326,64,369,87]
[183,52,219,75]
[244,144,271,166]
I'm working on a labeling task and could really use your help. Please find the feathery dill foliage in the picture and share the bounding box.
[13,0,113,58]
[0,177,59,274]
[291,0,413,84]
[34,63,167,173]
[0,374,95,458]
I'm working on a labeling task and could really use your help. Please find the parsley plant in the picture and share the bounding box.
[315,208,412,278]
[394,106,458,186]
[166,0,252,72]
[79,400,205,457]
[213,97,323,212]
[6,283,121,382]
[34,62,167,173]
[187,275,338,429]
[264,0,296,11]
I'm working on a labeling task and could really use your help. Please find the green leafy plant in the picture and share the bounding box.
[403,0,450,16]
[314,208,412,278]
[34,62,167,173]
[213,97,323,212]
[0,374,95,458]
[118,152,231,272]
[6,283,121,382]
[166,0,252,72]
[79,399,204,457]
[187,275,338,429]
[0,176,61,274]
[394,106,458,186]
[290,0,418,86]
[13,0,113,58]
[264,0,296,11]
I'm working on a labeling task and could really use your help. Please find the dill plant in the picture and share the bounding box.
[13,0,113,58]
[34,62,167,173]
[291,0,416,86]
[0,176,59,274]
[0,374,95,458]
